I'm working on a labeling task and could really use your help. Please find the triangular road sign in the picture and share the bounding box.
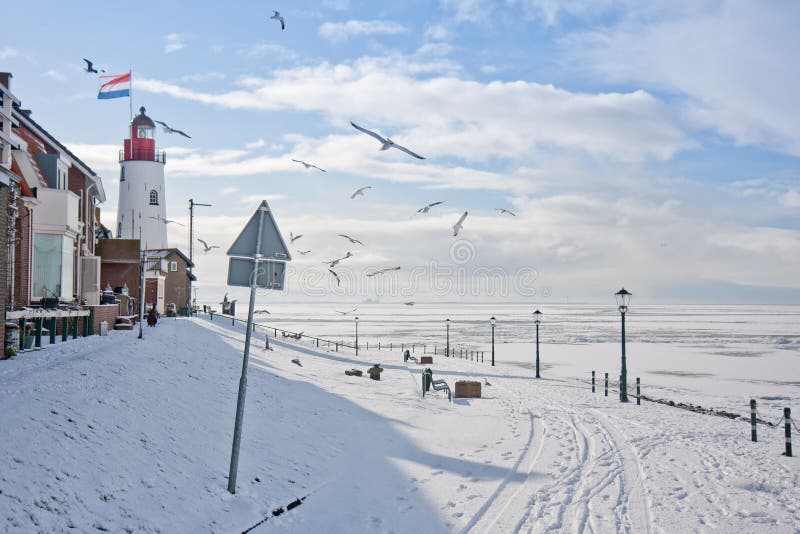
[227,200,292,260]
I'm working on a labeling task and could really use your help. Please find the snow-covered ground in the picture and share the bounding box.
[0,315,797,532]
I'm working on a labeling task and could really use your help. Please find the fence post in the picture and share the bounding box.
[49,317,56,345]
[335,342,339,352]
[750,399,757,442]
[71,316,78,339]
[636,377,641,405]
[390,343,393,350]
[88,309,95,336]
[604,373,608,397]
[231,316,235,326]
[34,317,42,348]
[785,408,792,457]
[378,341,381,351]
[481,352,484,363]
[592,371,595,393]
[316,338,319,348]
[61,318,68,342]
[210,311,214,321]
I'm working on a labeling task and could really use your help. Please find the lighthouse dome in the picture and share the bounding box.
[132,106,155,128]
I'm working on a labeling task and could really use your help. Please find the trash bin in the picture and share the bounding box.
[99,321,109,336]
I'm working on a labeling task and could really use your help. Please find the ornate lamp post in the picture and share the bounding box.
[446,318,450,357]
[615,288,632,402]
[533,309,542,378]
[355,316,359,356]
[490,316,496,366]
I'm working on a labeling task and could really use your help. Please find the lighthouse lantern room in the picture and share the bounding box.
[116,106,168,250]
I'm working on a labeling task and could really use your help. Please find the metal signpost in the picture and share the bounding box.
[226,200,292,494]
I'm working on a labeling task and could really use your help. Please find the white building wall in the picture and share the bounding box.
[116,160,167,250]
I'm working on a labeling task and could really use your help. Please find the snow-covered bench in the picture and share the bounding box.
[431,379,451,402]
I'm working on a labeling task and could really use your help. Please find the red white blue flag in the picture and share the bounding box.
[98,72,131,99]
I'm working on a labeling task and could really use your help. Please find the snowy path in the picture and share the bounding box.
[0,317,796,533]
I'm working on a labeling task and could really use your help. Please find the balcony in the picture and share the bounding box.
[33,188,81,237]
[119,148,166,164]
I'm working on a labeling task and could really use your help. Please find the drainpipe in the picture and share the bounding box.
[7,183,18,310]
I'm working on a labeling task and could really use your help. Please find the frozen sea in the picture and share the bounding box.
[225,302,800,415]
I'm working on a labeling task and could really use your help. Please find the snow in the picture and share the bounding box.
[0,313,797,533]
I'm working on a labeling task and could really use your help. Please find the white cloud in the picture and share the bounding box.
[564,1,800,156]
[245,139,266,149]
[0,47,18,60]
[424,24,453,41]
[137,56,689,162]
[780,190,800,208]
[164,33,187,54]
[440,0,493,22]
[176,72,226,83]
[221,187,240,195]
[322,0,349,10]
[238,43,297,61]
[319,20,407,42]
[42,69,66,81]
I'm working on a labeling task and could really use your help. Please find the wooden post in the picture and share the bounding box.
[636,377,641,405]
[18,318,25,351]
[750,399,757,442]
[71,317,78,339]
[378,341,381,351]
[88,309,95,335]
[49,317,56,345]
[604,373,608,397]
[785,408,792,457]
[61,318,68,342]
[34,318,42,348]
[83,314,90,337]
[592,371,595,393]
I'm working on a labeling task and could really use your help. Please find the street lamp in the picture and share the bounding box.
[533,309,542,378]
[490,316,496,366]
[446,318,450,357]
[615,288,632,402]
[355,316,359,356]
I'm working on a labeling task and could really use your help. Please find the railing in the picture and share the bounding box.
[119,148,166,163]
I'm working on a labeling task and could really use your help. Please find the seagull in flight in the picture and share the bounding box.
[336,308,358,315]
[154,121,191,139]
[404,301,416,306]
[197,238,219,253]
[329,269,341,287]
[254,309,271,315]
[496,208,516,217]
[83,58,104,73]
[290,232,303,243]
[366,266,401,277]
[292,159,326,172]
[338,234,365,246]
[324,251,353,268]
[270,10,285,30]
[452,212,468,236]
[350,122,425,160]
[149,215,185,226]
[418,201,444,214]
[297,250,312,255]
[351,186,372,199]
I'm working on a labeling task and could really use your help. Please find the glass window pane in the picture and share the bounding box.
[62,235,74,299]
[33,234,62,299]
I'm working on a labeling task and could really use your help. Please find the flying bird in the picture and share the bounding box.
[418,201,444,214]
[338,234,365,246]
[270,10,285,30]
[149,215,185,226]
[154,121,191,139]
[197,238,219,253]
[83,58,104,73]
[329,269,341,287]
[452,211,468,236]
[297,250,312,255]
[350,121,425,159]
[292,159,326,172]
[324,251,353,268]
[254,309,271,315]
[366,266,401,277]
[350,186,372,199]
[404,301,416,306]
[290,232,303,243]
[336,308,358,315]
[496,208,516,217]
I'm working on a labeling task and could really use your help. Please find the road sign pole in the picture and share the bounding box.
[227,207,266,494]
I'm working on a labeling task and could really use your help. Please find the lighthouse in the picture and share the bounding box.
[116,106,168,250]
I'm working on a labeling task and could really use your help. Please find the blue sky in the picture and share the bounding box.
[3,0,799,303]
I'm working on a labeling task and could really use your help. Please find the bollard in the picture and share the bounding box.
[750,399,757,442]
[605,373,608,397]
[785,408,792,457]
[592,371,595,393]
[636,377,641,405]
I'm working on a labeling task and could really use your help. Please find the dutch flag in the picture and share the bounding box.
[98,72,131,100]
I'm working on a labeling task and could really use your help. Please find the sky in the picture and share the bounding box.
[3,0,799,305]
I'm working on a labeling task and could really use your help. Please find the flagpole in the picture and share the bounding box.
[129,69,133,170]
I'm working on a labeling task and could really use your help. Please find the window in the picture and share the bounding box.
[33,234,74,300]
[170,261,178,272]
[149,190,158,205]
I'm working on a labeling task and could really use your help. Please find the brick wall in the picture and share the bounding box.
[100,262,141,302]
[14,199,31,307]
[0,187,8,349]
[164,253,191,309]
[84,303,121,334]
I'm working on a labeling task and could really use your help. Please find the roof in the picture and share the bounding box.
[12,104,106,203]
[144,248,195,268]
[132,106,155,128]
